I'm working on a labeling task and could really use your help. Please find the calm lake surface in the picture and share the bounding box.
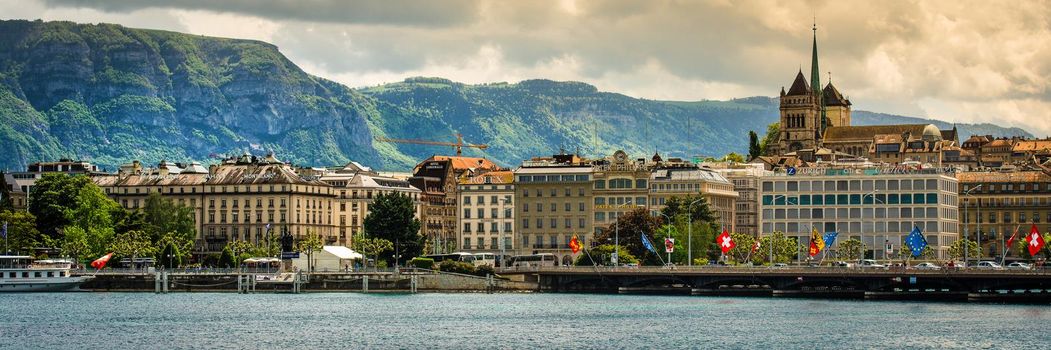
[1,292,1048,349]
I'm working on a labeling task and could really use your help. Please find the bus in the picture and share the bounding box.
[471,253,496,267]
[423,253,476,264]
[508,254,557,268]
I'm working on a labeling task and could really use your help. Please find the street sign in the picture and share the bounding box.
[280,252,300,259]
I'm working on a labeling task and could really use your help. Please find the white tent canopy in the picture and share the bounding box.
[323,246,363,260]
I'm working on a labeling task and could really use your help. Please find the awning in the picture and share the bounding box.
[323,246,363,260]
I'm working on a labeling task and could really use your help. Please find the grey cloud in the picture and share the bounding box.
[41,0,481,27]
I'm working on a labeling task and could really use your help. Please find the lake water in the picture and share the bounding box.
[1,292,1048,349]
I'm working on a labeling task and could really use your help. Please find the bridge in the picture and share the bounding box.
[498,266,1051,302]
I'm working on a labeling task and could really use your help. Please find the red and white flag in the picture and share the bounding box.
[91,253,113,270]
[717,230,735,254]
[1026,224,1044,256]
[1006,226,1020,250]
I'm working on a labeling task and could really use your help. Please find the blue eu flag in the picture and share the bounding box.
[822,232,838,247]
[905,226,927,257]
[1,221,6,239]
[640,232,657,253]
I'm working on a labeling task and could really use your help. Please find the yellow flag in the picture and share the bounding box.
[811,227,825,252]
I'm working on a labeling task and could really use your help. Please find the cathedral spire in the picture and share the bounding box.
[811,20,827,137]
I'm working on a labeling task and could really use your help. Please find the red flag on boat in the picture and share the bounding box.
[91,253,113,270]
[1026,224,1044,256]
[717,230,735,254]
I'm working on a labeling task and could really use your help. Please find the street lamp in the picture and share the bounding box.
[766,194,787,268]
[962,184,983,268]
[612,201,635,266]
[862,190,881,260]
[687,199,703,266]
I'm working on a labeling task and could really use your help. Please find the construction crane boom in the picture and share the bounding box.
[374,133,488,156]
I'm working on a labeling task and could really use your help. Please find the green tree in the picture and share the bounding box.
[721,152,746,163]
[948,239,980,261]
[218,246,236,268]
[142,193,196,242]
[839,238,864,261]
[0,210,41,254]
[295,231,325,272]
[757,231,797,264]
[61,226,90,264]
[363,192,422,262]
[594,208,662,263]
[748,130,761,161]
[65,184,120,258]
[759,122,780,156]
[29,173,93,241]
[156,231,194,265]
[352,234,393,270]
[158,241,182,269]
[110,229,156,266]
[660,195,719,227]
[226,240,255,264]
[726,232,757,264]
[574,244,638,266]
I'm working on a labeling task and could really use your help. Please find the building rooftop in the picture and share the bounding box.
[956,171,1051,183]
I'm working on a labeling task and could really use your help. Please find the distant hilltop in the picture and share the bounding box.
[0,19,1033,172]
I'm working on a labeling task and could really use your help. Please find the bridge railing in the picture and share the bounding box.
[498,265,1051,275]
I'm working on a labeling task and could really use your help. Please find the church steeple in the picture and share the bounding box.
[811,20,827,137]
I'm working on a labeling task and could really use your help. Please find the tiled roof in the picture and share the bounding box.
[822,83,851,106]
[823,124,931,142]
[1012,140,1051,153]
[427,156,498,172]
[983,139,1013,148]
[956,171,1051,183]
[786,70,810,96]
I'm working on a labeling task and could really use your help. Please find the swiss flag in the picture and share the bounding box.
[1026,224,1044,256]
[717,230,735,254]
[91,253,114,270]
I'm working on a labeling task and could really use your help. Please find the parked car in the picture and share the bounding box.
[831,261,850,268]
[858,259,886,269]
[772,263,788,268]
[976,261,1003,270]
[913,262,941,270]
[1006,262,1032,270]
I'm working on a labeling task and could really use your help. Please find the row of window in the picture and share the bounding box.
[1,271,66,278]
[521,202,586,213]
[521,188,587,197]
[963,183,1051,193]
[517,175,590,183]
[961,212,1051,224]
[762,193,941,206]
[761,178,953,193]
[520,235,586,249]
[462,237,513,250]
[461,195,513,205]
[461,222,514,234]
[762,207,951,220]
[520,217,588,230]
[762,220,951,235]
[595,179,647,189]
[463,208,514,219]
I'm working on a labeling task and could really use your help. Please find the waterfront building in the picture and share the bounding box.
[2,159,102,210]
[649,162,739,231]
[409,155,499,253]
[705,163,772,235]
[94,153,338,255]
[514,154,593,265]
[456,171,514,260]
[757,167,960,259]
[591,150,650,235]
[956,170,1051,259]
[318,161,421,244]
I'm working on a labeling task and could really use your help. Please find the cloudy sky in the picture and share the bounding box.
[3,0,1049,136]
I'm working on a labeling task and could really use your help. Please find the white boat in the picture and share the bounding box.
[0,255,93,292]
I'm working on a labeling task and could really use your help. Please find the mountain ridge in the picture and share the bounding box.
[0,20,1033,172]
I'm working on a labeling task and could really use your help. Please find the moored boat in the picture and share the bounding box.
[0,255,93,292]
